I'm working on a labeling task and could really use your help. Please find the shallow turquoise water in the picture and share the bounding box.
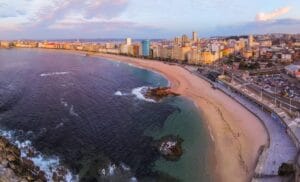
[145,97,213,182]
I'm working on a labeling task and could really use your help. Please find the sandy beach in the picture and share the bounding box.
[90,53,269,182]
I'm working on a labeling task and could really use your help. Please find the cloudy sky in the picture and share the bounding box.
[0,0,299,39]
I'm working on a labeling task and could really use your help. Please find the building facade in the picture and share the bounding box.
[141,40,150,57]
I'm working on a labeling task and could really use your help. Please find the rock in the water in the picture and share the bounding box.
[21,157,36,171]
[278,163,295,176]
[0,137,9,148]
[27,148,37,158]
[7,154,18,162]
[155,135,183,161]
[7,145,21,157]
[145,87,179,101]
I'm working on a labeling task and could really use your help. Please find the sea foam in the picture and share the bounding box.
[114,91,124,96]
[69,105,79,117]
[131,86,155,103]
[40,72,70,77]
[99,162,137,181]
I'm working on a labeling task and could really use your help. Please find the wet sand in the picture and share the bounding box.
[91,53,269,182]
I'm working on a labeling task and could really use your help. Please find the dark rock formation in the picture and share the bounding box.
[0,136,47,181]
[278,163,295,176]
[145,87,179,101]
[154,135,183,161]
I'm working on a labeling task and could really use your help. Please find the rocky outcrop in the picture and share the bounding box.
[52,166,69,181]
[0,136,47,182]
[154,135,183,161]
[145,87,179,101]
[278,163,295,176]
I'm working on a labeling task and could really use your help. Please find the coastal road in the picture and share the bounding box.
[232,76,300,113]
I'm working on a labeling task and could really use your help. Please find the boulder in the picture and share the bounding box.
[8,162,17,170]
[155,135,183,161]
[0,136,9,149]
[6,145,21,157]
[21,158,35,171]
[7,154,18,162]
[278,163,295,176]
[52,171,65,182]
[37,171,47,182]
[26,175,34,181]
[26,148,37,158]
[145,87,179,101]
[1,159,8,166]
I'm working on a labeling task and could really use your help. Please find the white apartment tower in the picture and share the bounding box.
[125,38,132,46]
[248,35,254,47]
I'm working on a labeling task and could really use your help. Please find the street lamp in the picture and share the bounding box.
[289,98,292,113]
[261,87,263,102]
[274,85,277,107]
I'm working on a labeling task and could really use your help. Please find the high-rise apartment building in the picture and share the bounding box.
[141,40,150,57]
[125,38,132,46]
[174,37,182,45]
[248,35,254,48]
[182,35,189,44]
[192,32,198,42]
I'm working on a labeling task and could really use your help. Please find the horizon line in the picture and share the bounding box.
[1,32,300,42]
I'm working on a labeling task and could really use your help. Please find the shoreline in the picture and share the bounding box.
[1,48,270,181]
[88,52,269,182]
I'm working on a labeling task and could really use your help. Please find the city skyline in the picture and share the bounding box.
[0,0,300,40]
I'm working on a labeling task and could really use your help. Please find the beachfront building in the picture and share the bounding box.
[0,41,12,48]
[132,44,140,57]
[120,43,129,55]
[141,40,150,57]
[187,48,201,65]
[172,45,191,62]
[158,46,173,60]
[125,38,132,46]
[15,41,38,48]
[200,50,218,64]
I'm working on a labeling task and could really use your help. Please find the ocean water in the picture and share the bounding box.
[0,49,212,181]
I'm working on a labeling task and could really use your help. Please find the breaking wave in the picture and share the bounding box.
[69,105,79,117]
[40,72,70,77]
[60,98,68,108]
[99,162,137,181]
[131,86,155,103]
[114,87,156,103]
[114,91,125,96]
[60,98,79,117]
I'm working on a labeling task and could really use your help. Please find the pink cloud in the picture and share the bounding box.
[256,7,291,21]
